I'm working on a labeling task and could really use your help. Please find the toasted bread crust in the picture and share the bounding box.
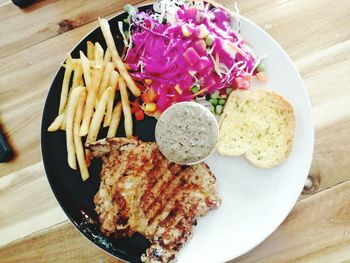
[218,89,295,168]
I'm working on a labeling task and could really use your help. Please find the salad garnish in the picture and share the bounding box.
[121,0,266,115]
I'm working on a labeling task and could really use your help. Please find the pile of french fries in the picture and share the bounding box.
[48,18,141,181]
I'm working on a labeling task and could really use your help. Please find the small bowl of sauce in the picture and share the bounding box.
[155,101,219,165]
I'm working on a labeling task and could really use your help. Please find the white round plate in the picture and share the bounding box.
[175,16,314,263]
[42,5,314,263]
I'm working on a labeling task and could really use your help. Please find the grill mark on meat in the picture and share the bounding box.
[152,185,202,248]
[87,137,221,263]
[142,160,178,213]
[140,148,166,210]
[113,190,128,224]
[159,208,177,228]
[130,145,155,232]
[146,182,201,241]
[151,176,218,251]
[123,147,140,173]
[145,165,188,224]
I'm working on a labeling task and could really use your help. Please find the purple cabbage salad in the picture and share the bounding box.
[119,0,265,113]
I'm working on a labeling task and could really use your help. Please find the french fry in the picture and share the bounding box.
[87,87,113,143]
[107,102,122,138]
[73,87,89,181]
[98,62,114,98]
[94,42,104,67]
[61,85,78,131]
[66,86,84,170]
[80,51,92,89]
[48,112,65,132]
[59,55,73,114]
[72,64,83,89]
[108,61,129,70]
[60,115,66,130]
[87,41,95,60]
[109,70,120,90]
[103,48,111,65]
[80,67,103,136]
[98,17,141,97]
[119,77,133,138]
[69,59,94,68]
[103,70,119,127]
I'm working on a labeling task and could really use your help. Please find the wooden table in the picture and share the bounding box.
[1,0,350,262]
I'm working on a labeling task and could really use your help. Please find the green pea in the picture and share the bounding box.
[226,87,233,95]
[209,98,218,106]
[191,86,200,93]
[218,99,226,105]
[256,63,265,72]
[208,104,215,113]
[215,105,223,115]
[210,90,220,99]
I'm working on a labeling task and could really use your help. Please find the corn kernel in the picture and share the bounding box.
[144,79,152,85]
[181,24,193,37]
[197,24,209,38]
[174,84,183,94]
[145,103,156,112]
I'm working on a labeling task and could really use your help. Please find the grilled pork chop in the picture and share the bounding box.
[87,137,221,262]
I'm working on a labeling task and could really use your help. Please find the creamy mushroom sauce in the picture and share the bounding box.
[155,102,219,164]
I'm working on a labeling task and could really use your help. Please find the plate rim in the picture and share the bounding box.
[213,14,314,262]
[41,3,315,262]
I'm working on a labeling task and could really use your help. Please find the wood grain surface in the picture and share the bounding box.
[0,0,350,262]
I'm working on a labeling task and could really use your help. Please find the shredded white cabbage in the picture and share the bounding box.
[118,21,129,47]
[225,60,244,76]
[207,45,215,55]
[208,53,216,74]
[124,23,133,59]
[219,63,229,74]
[250,54,267,74]
[236,62,247,76]
[192,0,205,10]
[137,60,144,73]
[234,2,241,32]
[214,53,222,78]
[153,0,183,24]
[221,38,240,60]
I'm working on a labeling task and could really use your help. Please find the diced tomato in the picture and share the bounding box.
[134,81,146,92]
[135,110,145,121]
[234,74,252,89]
[130,100,140,107]
[141,88,158,103]
[141,94,148,103]
[130,100,141,113]
[131,106,140,114]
